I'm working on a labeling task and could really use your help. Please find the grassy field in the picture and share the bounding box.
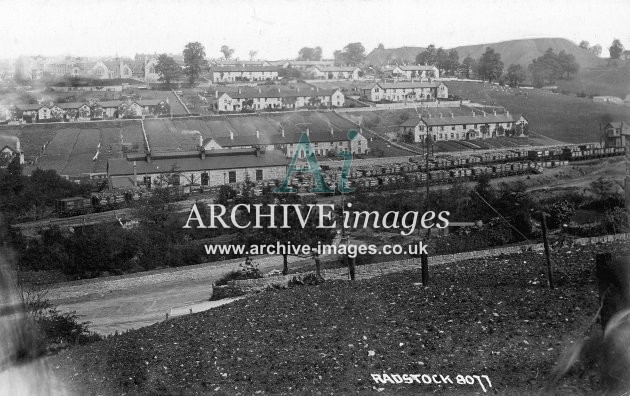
[49,241,627,395]
[556,64,630,98]
[446,81,630,143]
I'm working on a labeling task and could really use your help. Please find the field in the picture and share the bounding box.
[0,120,145,176]
[446,81,630,143]
[49,241,627,395]
[556,64,630,98]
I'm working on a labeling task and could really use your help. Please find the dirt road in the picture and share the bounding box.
[50,254,308,335]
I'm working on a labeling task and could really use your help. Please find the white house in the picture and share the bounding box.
[309,66,361,80]
[214,86,345,112]
[0,135,24,166]
[400,110,520,142]
[391,65,439,80]
[285,60,335,70]
[209,66,279,83]
[361,81,448,102]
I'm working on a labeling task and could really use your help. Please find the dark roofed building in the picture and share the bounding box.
[209,66,279,83]
[108,147,288,189]
[604,121,630,148]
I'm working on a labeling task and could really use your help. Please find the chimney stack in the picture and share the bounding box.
[256,129,260,139]
[229,130,234,140]
[482,111,486,117]
[439,113,443,118]
[238,88,242,94]
[215,90,219,99]
[330,126,334,136]
[306,127,310,136]
[200,147,206,159]
[281,127,285,137]
[258,87,261,93]
[506,110,510,117]
[146,150,152,163]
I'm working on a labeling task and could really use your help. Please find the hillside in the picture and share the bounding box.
[556,63,630,98]
[452,37,604,68]
[368,38,604,69]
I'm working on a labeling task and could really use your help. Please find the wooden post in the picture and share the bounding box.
[421,253,429,286]
[348,256,356,281]
[541,213,554,289]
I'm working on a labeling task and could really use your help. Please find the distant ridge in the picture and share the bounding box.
[366,38,604,68]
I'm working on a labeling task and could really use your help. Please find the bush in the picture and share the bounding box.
[210,285,245,301]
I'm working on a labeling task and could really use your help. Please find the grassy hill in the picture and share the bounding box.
[452,37,604,69]
[556,63,630,98]
[446,81,630,143]
[366,38,604,70]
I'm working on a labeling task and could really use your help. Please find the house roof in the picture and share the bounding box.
[287,60,335,67]
[220,87,340,100]
[368,81,444,90]
[420,113,515,127]
[394,65,438,71]
[312,66,359,72]
[606,121,630,134]
[108,148,288,176]
[210,66,279,73]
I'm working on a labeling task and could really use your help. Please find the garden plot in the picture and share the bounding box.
[143,119,181,152]
[36,128,81,174]
[61,129,101,176]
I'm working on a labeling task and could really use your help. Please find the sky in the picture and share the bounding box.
[1,0,629,60]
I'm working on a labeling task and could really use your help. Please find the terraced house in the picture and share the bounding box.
[308,66,361,80]
[214,86,345,111]
[209,66,279,83]
[400,110,523,142]
[361,81,449,102]
[14,99,170,122]
[390,65,439,80]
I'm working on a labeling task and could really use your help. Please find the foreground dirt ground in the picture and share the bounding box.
[46,241,628,395]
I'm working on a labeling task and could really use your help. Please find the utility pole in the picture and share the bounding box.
[422,134,432,286]
[540,212,554,289]
[624,121,630,228]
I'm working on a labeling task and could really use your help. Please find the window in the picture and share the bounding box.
[474,124,478,129]
[462,124,466,129]
[440,126,444,131]
[228,171,236,183]
[451,126,456,131]
[201,172,209,186]
[428,127,433,132]
[450,133,454,139]
[256,169,263,181]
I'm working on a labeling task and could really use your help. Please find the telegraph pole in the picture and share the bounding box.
[422,134,432,286]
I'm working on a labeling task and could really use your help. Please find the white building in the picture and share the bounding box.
[391,65,439,80]
[209,66,279,83]
[361,81,448,102]
[400,110,521,142]
[214,86,345,112]
[309,66,361,80]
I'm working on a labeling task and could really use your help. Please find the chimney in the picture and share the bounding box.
[451,112,454,118]
[258,87,261,93]
[493,110,496,116]
[238,88,242,94]
[200,147,206,160]
[472,110,475,117]
[306,127,310,136]
[330,126,334,136]
[146,151,152,163]
[482,111,486,117]
[215,90,219,99]
[506,110,510,117]
[281,127,285,137]
[297,87,300,92]
[256,129,260,139]
[230,130,234,140]
[277,87,281,93]
[439,113,443,118]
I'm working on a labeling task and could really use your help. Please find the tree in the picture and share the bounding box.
[477,47,504,82]
[579,40,590,50]
[155,54,181,86]
[506,64,526,87]
[248,50,258,61]
[220,45,234,60]
[183,42,208,84]
[336,42,365,66]
[557,50,579,79]
[461,55,476,78]
[609,39,624,59]
[297,46,323,61]
[590,44,602,57]
[416,44,437,65]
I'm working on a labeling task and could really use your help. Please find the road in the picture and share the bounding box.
[49,254,310,335]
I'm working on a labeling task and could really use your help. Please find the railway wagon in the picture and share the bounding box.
[55,197,93,217]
